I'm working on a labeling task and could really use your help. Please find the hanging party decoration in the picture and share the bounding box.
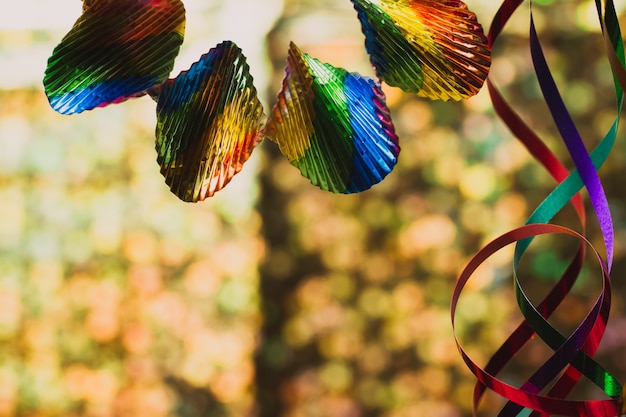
[151,41,266,202]
[43,0,185,114]
[266,42,400,194]
[43,0,492,201]
[452,0,626,415]
[351,0,491,100]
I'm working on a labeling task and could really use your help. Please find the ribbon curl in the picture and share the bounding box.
[452,0,626,415]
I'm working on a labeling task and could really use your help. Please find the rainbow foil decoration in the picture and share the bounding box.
[266,42,400,194]
[351,0,491,100]
[43,0,185,114]
[43,1,400,199]
[152,41,266,202]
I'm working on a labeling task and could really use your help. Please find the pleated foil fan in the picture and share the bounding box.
[351,0,491,100]
[43,0,186,114]
[151,41,266,202]
[266,42,400,194]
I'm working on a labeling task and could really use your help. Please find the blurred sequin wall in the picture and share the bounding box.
[2,1,626,417]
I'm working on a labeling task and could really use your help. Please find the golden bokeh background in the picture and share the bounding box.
[2,1,626,416]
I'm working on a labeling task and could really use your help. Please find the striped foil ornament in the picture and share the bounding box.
[152,41,266,202]
[351,0,491,100]
[43,0,185,114]
[266,42,400,194]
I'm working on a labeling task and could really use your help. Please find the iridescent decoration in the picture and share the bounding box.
[152,41,266,202]
[44,0,185,114]
[266,42,400,194]
[351,0,491,100]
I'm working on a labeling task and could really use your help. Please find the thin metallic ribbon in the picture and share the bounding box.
[451,0,626,415]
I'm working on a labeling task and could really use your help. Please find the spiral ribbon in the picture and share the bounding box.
[451,0,626,415]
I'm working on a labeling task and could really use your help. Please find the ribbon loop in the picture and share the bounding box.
[453,0,626,415]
